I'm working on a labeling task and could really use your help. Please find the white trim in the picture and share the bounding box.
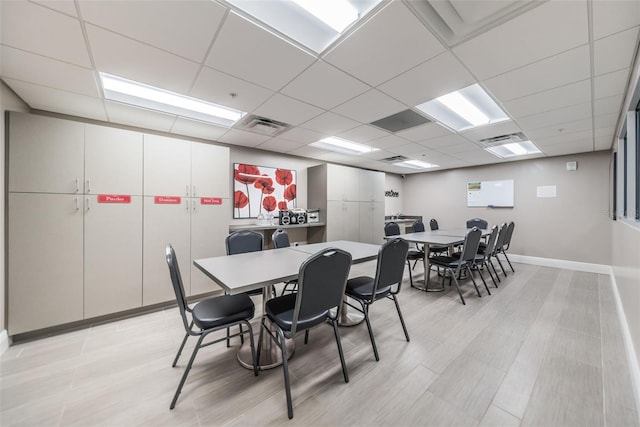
[610,268,640,424]
[508,253,610,274]
[0,330,9,355]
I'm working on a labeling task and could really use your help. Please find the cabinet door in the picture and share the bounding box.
[359,202,375,244]
[191,143,230,198]
[8,193,84,334]
[9,113,84,194]
[327,164,359,201]
[143,134,191,197]
[190,198,229,296]
[359,170,385,202]
[326,200,346,241]
[84,195,143,318]
[371,202,386,244]
[343,201,361,242]
[85,124,143,195]
[143,197,191,305]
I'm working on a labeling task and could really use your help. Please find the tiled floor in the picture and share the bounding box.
[1,262,638,426]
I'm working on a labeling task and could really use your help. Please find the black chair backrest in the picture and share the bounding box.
[272,229,291,249]
[412,220,425,232]
[384,221,400,237]
[494,223,508,253]
[291,248,352,335]
[484,225,499,256]
[226,230,263,255]
[429,218,439,230]
[372,238,410,298]
[459,227,482,262]
[504,221,515,249]
[166,244,190,332]
[466,218,488,229]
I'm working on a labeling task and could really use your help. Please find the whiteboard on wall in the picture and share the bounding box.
[467,180,514,207]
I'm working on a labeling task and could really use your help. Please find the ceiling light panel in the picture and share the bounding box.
[485,140,542,158]
[396,159,439,169]
[415,83,510,131]
[310,136,379,155]
[225,0,382,53]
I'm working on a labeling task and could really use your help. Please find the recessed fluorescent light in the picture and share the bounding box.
[100,73,245,127]
[292,0,358,32]
[485,140,541,158]
[415,84,509,131]
[310,137,379,155]
[396,159,439,169]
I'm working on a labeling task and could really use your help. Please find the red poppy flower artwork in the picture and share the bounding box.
[233,163,296,218]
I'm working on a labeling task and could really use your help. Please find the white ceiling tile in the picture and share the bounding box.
[369,134,411,150]
[535,130,592,147]
[1,46,98,97]
[395,122,452,142]
[218,129,271,148]
[453,1,588,79]
[32,0,77,17]
[206,12,316,91]
[541,140,593,156]
[388,143,431,156]
[337,125,389,143]
[315,152,370,163]
[592,0,640,40]
[594,128,615,150]
[279,127,325,144]
[253,94,324,126]
[516,102,591,131]
[324,2,445,86]
[594,95,624,117]
[170,118,229,142]
[86,25,200,94]
[418,133,471,149]
[105,101,176,132]
[460,121,522,142]
[436,141,481,155]
[280,60,370,110]
[332,89,406,123]
[503,79,591,119]
[190,67,274,114]
[288,145,331,158]
[300,112,360,135]
[256,138,307,153]
[452,149,500,164]
[3,78,107,121]
[484,45,591,102]
[593,27,640,76]
[594,113,619,130]
[78,0,225,63]
[378,51,475,106]
[526,118,592,141]
[594,68,630,99]
[1,0,91,67]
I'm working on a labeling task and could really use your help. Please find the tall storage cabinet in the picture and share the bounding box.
[308,164,385,244]
[7,113,230,335]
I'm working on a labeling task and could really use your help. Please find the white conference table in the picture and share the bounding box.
[386,228,489,291]
[193,240,380,369]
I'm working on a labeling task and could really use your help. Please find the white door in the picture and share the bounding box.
[84,195,143,318]
[8,193,84,334]
[143,134,191,197]
[191,143,230,198]
[143,196,191,305]
[9,112,84,194]
[190,198,229,296]
[327,164,359,201]
[84,124,143,195]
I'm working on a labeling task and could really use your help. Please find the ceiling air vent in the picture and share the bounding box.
[236,115,290,136]
[370,109,431,133]
[478,132,528,148]
[380,155,409,163]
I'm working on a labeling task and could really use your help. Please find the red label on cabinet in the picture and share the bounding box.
[201,197,222,205]
[98,194,131,203]
[154,196,181,204]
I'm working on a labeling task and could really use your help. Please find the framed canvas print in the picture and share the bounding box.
[233,163,297,219]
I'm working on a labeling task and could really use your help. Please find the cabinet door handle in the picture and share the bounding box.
[192,185,196,196]
[86,178,91,193]
[75,178,80,193]
[185,199,189,211]
[186,185,189,196]
[75,197,79,211]
[86,197,90,211]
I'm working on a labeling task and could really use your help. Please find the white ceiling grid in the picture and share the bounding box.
[1,0,639,174]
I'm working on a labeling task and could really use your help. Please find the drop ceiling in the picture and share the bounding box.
[1,0,639,174]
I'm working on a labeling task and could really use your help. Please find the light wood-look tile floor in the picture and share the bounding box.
[1,262,639,426]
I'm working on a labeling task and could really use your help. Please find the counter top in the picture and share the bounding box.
[229,222,325,232]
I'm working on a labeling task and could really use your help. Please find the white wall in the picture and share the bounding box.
[384,173,404,216]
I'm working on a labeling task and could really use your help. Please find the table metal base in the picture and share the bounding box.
[237,333,295,370]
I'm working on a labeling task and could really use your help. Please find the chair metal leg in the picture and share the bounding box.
[362,303,379,361]
[239,324,244,345]
[488,258,501,283]
[243,321,258,377]
[503,251,515,272]
[495,254,508,276]
[484,260,498,287]
[331,319,349,383]
[449,267,465,305]
[406,260,414,288]
[173,331,190,367]
[170,334,205,410]
[276,328,294,419]
[256,317,266,374]
[467,265,482,297]
[304,329,309,344]
[391,295,410,342]
[474,264,491,295]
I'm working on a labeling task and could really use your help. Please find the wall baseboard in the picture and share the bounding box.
[0,330,9,355]
[609,268,640,424]
[508,253,610,274]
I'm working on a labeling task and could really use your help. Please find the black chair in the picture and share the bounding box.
[272,229,298,295]
[384,222,422,289]
[426,218,449,256]
[429,218,439,231]
[258,248,352,419]
[466,218,488,229]
[344,238,410,361]
[497,221,515,273]
[165,244,257,409]
[409,220,426,269]
[491,223,510,277]
[427,227,485,305]
[476,225,501,288]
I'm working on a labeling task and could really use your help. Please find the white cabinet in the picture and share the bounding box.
[190,199,228,295]
[191,143,230,199]
[8,193,84,334]
[143,134,191,197]
[308,164,385,243]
